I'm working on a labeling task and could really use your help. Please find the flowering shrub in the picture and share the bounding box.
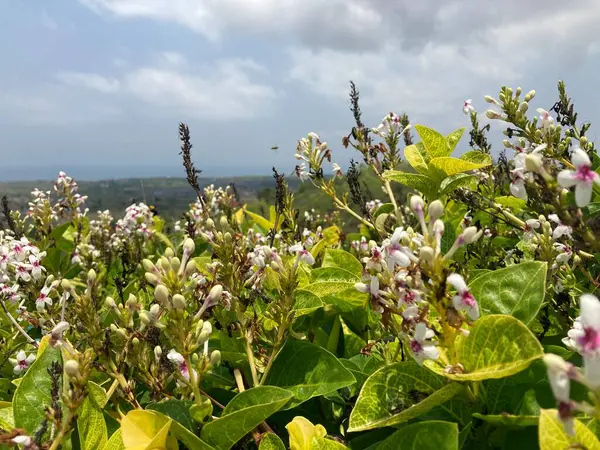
[1,81,600,449]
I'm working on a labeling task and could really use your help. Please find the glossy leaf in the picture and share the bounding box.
[470,262,547,325]
[427,315,543,381]
[293,289,325,317]
[102,429,125,450]
[460,151,493,165]
[404,145,430,174]
[287,416,327,450]
[348,362,464,432]
[243,209,274,233]
[429,156,491,177]
[382,171,437,197]
[152,410,215,449]
[446,128,466,153]
[13,345,61,433]
[148,399,194,431]
[312,437,349,449]
[201,386,293,449]
[259,433,286,450]
[377,421,459,450]
[415,125,449,157]
[539,409,600,450]
[0,403,14,430]
[439,173,476,196]
[265,339,355,409]
[322,249,362,277]
[473,413,538,427]
[78,381,108,450]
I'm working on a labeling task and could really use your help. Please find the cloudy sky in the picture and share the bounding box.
[1,0,599,180]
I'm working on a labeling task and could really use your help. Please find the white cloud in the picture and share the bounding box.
[55,55,278,120]
[56,72,121,93]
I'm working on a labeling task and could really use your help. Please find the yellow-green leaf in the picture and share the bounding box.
[460,151,493,165]
[539,409,600,450]
[244,209,275,233]
[102,429,125,450]
[415,125,449,158]
[382,171,437,198]
[446,128,466,153]
[310,226,341,259]
[0,403,14,430]
[120,410,174,450]
[426,315,544,381]
[404,145,429,174]
[259,433,286,450]
[287,416,327,450]
[429,156,491,177]
[78,381,108,450]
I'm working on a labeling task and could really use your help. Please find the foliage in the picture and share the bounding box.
[1,80,600,450]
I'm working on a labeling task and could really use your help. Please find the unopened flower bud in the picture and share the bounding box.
[172,294,186,310]
[150,304,160,317]
[87,269,96,282]
[503,140,513,148]
[462,226,482,244]
[202,321,212,334]
[543,353,570,374]
[210,350,221,366]
[110,323,118,333]
[145,272,159,286]
[170,257,181,273]
[224,232,232,243]
[580,136,589,147]
[409,196,424,214]
[525,154,542,172]
[164,248,174,259]
[198,330,211,345]
[126,294,137,308]
[61,279,73,291]
[142,259,156,272]
[132,337,140,346]
[192,353,199,363]
[64,360,80,377]
[205,218,215,229]
[105,296,117,309]
[270,261,280,271]
[428,200,444,222]
[433,219,445,236]
[182,260,196,277]
[220,216,228,228]
[207,285,223,304]
[159,257,170,271]
[519,102,528,113]
[486,110,502,120]
[484,95,499,105]
[524,90,536,102]
[154,346,162,361]
[139,311,150,325]
[154,285,169,305]
[183,238,195,255]
[419,246,434,264]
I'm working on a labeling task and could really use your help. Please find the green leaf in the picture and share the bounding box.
[539,409,600,450]
[201,386,293,449]
[259,433,286,450]
[265,339,355,409]
[426,315,544,381]
[460,151,493,165]
[415,125,449,158]
[13,345,61,433]
[470,262,547,324]
[495,196,527,212]
[0,404,14,430]
[152,410,215,449]
[311,267,359,283]
[382,171,437,198]
[377,421,459,450]
[244,209,274,233]
[439,174,476,196]
[472,413,538,427]
[148,399,194,431]
[78,381,108,450]
[404,145,430,174]
[293,289,325,317]
[312,437,349,449]
[429,156,491,177]
[446,128,466,153]
[102,429,125,450]
[348,362,464,432]
[310,226,341,259]
[322,249,362,276]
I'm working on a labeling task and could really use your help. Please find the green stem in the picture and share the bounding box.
[243,329,259,387]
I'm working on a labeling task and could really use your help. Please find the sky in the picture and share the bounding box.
[1,0,600,181]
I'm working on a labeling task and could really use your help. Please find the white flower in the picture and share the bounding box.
[523,219,540,241]
[295,163,309,182]
[447,274,479,320]
[554,243,572,265]
[371,113,410,139]
[410,322,439,365]
[50,321,70,347]
[382,227,411,272]
[557,148,600,207]
[10,350,36,374]
[402,305,420,320]
[562,317,583,352]
[167,349,191,381]
[543,354,575,435]
[463,99,475,115]
[29,254,45,280]
[36,286,53,312]
[332,163,343,178]
[537,108,554,129]
[510,168,528,200]
[289,243,315,265]
[548,214,572,240]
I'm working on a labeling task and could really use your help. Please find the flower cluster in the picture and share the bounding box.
[114,203,154,242]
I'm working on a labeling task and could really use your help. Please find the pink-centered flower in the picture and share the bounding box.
[10,350,36,375]
[557,148,600,207]
[167,349,190,381]
[289,243,315,265]
[447,273,479,320]
[537,108,554,129]
[410,322,439,365]
[463,99,475,115]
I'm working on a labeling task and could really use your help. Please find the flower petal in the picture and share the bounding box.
[571,148,591,169]
[447,273,468,293]
[580,294,600,330]
[575,183,593,208]
[557,170,578,188]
